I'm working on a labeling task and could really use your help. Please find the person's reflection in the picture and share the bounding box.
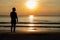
[10,7,18,32]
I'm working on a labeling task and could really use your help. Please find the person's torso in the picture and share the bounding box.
[10,12,17,20]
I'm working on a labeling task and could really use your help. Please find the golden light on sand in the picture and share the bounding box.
[28,27,35,32]
[26,0,37,9]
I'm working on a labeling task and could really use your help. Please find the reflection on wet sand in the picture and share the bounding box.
[0,27,60,34]
[16,27,60,33]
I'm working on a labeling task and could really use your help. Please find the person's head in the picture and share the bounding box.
[12,7,16,12]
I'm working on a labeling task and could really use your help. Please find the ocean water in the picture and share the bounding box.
[0,15,60,26]
[0,15,60,33]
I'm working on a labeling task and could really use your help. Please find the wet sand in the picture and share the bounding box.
[0,27,60,33]
[0,27,60,40]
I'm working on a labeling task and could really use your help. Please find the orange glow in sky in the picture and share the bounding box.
[0,0,60,15]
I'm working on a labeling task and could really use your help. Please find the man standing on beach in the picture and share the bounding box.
[10,7,18,32]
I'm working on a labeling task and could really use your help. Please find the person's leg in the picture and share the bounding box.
[13,24,16,32]
[11,24,13,32]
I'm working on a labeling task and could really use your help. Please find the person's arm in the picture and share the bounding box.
[17,17,18,22]
[10,12,11,18]
[16,13,18,22]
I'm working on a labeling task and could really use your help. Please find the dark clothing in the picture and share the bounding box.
[10,12,17,25]
[10,11,17,32]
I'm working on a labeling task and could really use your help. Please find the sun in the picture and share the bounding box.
[26,0,37,9]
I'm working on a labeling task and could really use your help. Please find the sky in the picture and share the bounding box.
[0,0,60,15]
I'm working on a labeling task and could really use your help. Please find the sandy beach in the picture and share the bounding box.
[0,27,60,40]
[0,32,60,40]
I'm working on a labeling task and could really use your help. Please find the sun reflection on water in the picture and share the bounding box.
[28,15,36,32]
[29,15,34,22]
[17,15,39,33]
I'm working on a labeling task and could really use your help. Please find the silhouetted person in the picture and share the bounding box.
[10,7,18,32]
